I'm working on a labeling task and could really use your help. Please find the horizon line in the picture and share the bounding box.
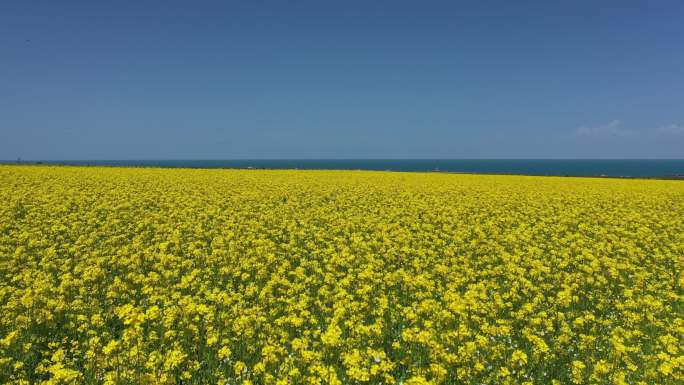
[3,157,684,162]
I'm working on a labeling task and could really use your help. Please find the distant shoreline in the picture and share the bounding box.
[2,160,683,181]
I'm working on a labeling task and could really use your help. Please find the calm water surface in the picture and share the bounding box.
[8,159,684,178]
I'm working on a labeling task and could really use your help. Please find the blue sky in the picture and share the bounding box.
[2,0,683,159]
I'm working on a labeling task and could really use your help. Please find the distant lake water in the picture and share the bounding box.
[9,159,684,178]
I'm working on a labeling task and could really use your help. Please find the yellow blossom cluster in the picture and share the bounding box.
[0,165,682,384]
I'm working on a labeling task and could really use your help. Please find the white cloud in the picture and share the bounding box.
[575,120,635,137]
[656,123,684,134]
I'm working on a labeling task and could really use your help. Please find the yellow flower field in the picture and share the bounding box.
[0,165,682,385]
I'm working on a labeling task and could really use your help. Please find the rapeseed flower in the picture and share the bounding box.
[0,165,682,384]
